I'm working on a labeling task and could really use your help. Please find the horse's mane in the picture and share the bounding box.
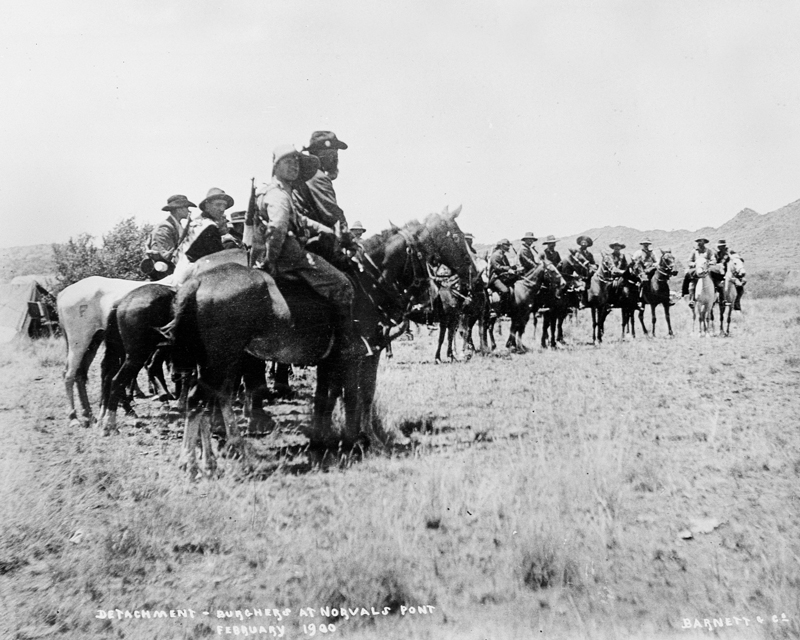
[361,219,423,258]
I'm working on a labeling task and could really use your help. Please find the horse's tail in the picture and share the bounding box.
[170,277,203,373]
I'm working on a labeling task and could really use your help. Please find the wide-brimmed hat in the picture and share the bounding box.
[350,221,366,232]
[497,238,511,247]
[577,235,593,247]
[542,235,557,244]
[522,231,538,241]
[305,131,348,154]
[161,194,196,211]
[228,210,246,224]
[695,236,709,243]
[717,239,727,246]
[640,238,652,245]
[199,188,234,211]
[609,241,626,249]
[273,144,301,167]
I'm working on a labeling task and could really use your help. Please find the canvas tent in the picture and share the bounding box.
[0,281,57,342]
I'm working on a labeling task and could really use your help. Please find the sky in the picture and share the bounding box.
[2,0,800,248]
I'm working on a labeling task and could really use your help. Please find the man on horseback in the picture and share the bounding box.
[631,238,657,300]
[182,188,236,262]
[292,131,351,262]
[252,144,367,358]
[682,237,715,309]
[488,239,518,315]
[538,235,562,265]
[518,232,539,271]
[716,239,746,310]
[144,194,196,279]
[607,241,632,306]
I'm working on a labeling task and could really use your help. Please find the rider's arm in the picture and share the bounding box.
[263,188,292,269]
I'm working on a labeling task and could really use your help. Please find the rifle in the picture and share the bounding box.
[244,177,257,266]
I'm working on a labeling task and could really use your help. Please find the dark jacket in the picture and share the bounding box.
[518,243,539,272]
[539,247,562,265]
[293,170,346,228]
[488,249,513,285]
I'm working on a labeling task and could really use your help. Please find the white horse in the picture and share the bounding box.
[57,217,233,426]
[720,252,746,336]
[692,254,717,336]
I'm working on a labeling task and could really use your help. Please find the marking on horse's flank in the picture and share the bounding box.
[79,304,88,317]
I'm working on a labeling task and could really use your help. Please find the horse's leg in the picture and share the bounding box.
[242,355,270,435]
[76,334,104,426]
[638,307,648,336]
[651,304,657,337]
[311,360,339,445]
[447,315,458,361]
[591,307,597,343]
[435,319,446,364]
[101,356,148,435]
[148,347,174,400]
[663,302,673,337]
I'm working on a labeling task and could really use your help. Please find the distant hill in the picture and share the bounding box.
[0,244,55,285]
[557,201,800,275]
[473,200,799,275]
[471,200,800,297]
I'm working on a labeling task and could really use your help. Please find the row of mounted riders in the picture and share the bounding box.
[57,207,479,477]
[406,245,746,361]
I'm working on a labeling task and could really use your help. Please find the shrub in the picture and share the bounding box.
[51,217,152,293]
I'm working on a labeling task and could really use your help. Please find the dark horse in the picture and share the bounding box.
[170,208,475,477]
[97,249,275,435]
[538,251,591,349]
[459,254,490,356]
[504,261,565,352]
[586,252,616,344]
[608,270,643,340]
[638,250,678,337]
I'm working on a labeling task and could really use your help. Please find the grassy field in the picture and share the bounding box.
[1,297,799,640]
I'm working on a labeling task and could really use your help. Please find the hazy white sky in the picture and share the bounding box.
[2,0,799,248]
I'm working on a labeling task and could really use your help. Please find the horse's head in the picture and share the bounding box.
[543,260,567,298]
[694,254,710,278]
[658,249,677,277]
[421,205,476,281]
[727,252,746,279]
[597,251,615,277]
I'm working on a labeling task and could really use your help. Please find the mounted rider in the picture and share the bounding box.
[576,236,597,268]
[292,131,351,263]
[631,238,658,295]
[575,235,597,306]
[608,241,631,293]
[488,239,518,313]
[716,239,746,310]
[181,188,235,262]
[538,235,562,265]
[251,144,367,358]
[518,232,539,271]
[682,236,715,309]
[143,194,196,280]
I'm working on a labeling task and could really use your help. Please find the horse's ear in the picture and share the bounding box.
[440,205,450,217]
[569,248,576,255]
[389,220,400,231]
[450,204,462,219]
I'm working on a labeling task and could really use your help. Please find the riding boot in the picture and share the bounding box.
[334,307,372,359]
[734,286,744,311]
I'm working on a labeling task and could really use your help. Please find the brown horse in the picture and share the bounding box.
[504,261,564,352]
[538,251,591,348]
[638,250,678,337]
[170,208,475,477]
[586,252,616,344]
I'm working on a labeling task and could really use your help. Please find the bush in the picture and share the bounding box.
[52,217,152,293]
[746,270,800,299]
